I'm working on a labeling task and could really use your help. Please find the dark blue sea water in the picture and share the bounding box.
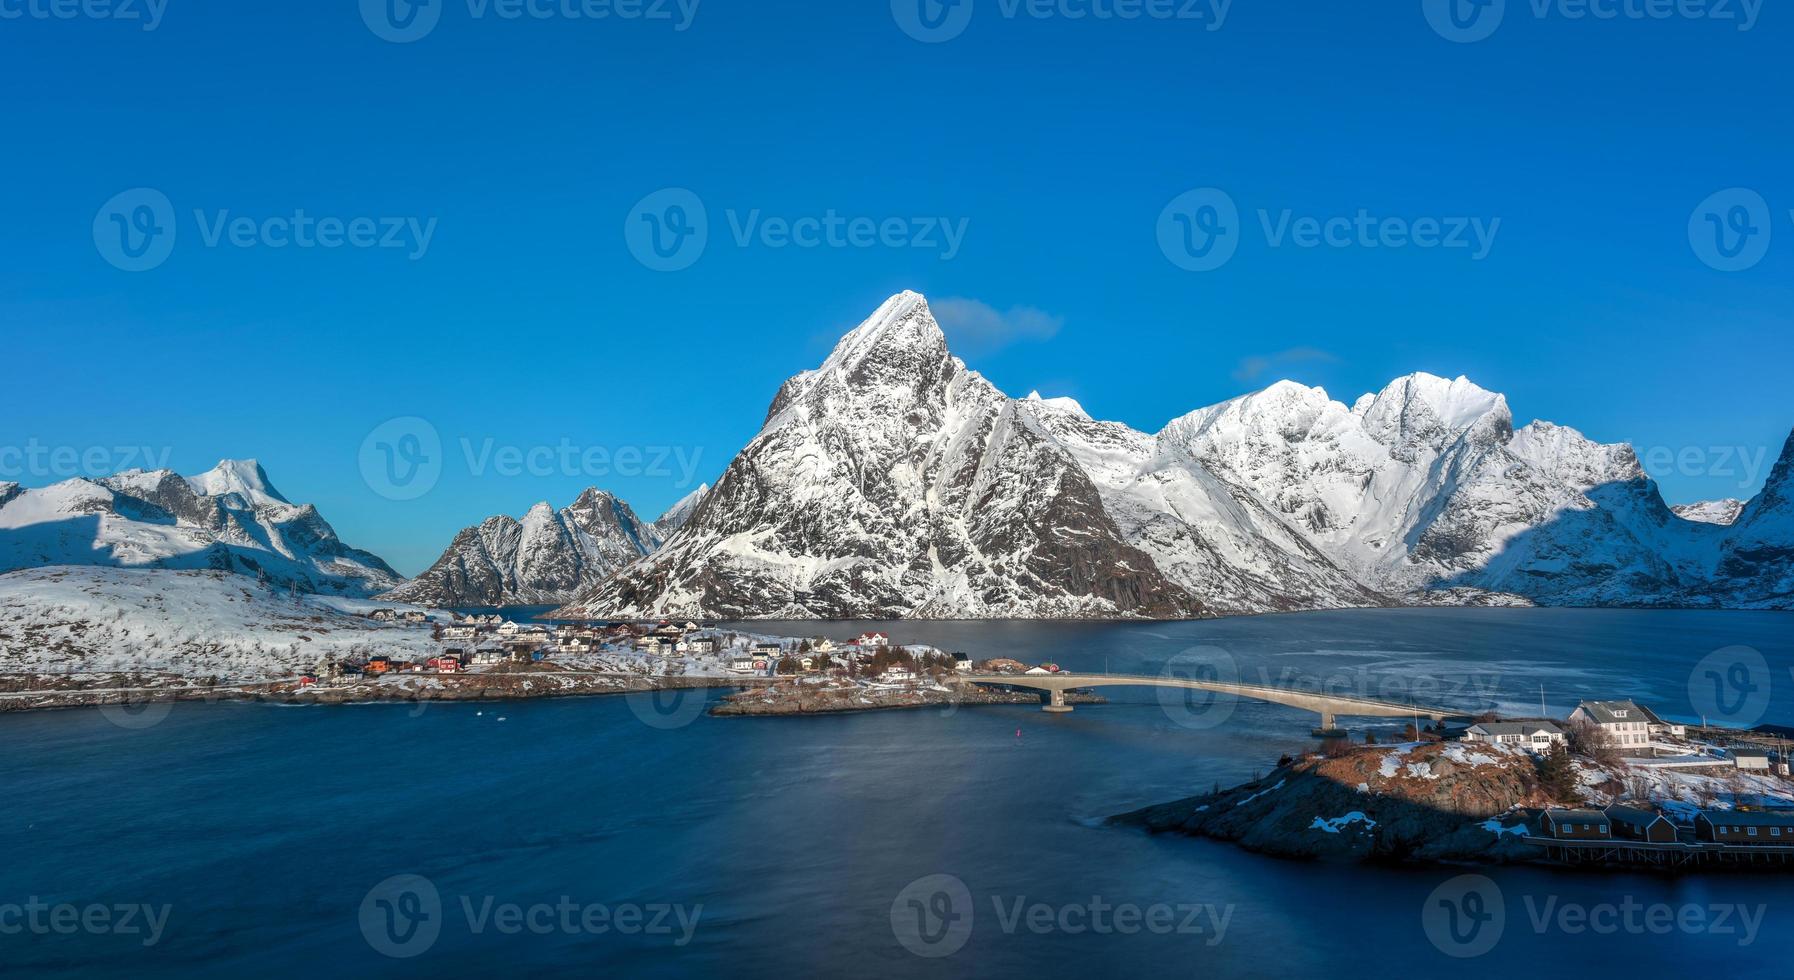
[4,609,1790,977]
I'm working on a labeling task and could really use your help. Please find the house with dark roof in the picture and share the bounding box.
[1541,809,1612,840]
[1569,700,1655,751]
[1465,720,1566,751]
[1695,810,1794,846]
[1604,805,1678,843]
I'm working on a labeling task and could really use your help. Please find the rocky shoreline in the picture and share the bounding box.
[0,665,770,713]
[1113,741,1559,866]
[711,678,1107,716]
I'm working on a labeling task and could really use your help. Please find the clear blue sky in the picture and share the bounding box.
[2,1,1790,574]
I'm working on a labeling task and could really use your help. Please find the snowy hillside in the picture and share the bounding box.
[555,291,1794,619]
[379,488,664,607]
[0,566,442,678]
[0,460,401,597]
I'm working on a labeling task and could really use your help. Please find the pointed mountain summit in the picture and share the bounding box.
[558,292,1195,619]
[380,488,664,608]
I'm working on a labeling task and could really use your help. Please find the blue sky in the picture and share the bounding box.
[2,0,1790,574]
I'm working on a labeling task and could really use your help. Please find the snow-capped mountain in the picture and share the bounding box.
[554,291,1794,619]
[0,460,401,597]
[559,292,1194,620]
[653,483,710,538]
[1673,499,1746,526]
[379,488,663,607]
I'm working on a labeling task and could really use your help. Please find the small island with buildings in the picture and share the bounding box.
[1117,696,1794,872]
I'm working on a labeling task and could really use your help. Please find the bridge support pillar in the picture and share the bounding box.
[1312,710,1345,739]
[1043,688,1073,713]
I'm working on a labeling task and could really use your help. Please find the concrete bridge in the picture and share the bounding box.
[952,672,1469,735]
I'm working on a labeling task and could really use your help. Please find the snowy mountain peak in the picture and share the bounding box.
[823,291,948,373]
[1023,391,1091,420]
[187,458,290,507]
[1359,373,1510,456]
[655,483,709,534]
[1673,499,1747,526]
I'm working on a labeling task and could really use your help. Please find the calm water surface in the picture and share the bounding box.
[4,608,1790,977]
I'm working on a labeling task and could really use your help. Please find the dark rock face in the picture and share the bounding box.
[1116,742,1551,865]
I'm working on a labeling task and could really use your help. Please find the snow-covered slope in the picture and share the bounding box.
[653,483,710,538]
[0,460,401,597]
[0,566,441,678]
[379,488,663,607]
[1673,499,1746,526]
[559,292,1195,619]
[555,292,1794,618]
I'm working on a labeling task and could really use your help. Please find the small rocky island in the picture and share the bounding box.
[1115,737,1794,869]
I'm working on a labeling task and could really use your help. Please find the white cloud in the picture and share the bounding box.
[1232,346,1338,384]
[931,297,1064,354]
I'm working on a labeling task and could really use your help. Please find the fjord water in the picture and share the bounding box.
[4,609,1791,977]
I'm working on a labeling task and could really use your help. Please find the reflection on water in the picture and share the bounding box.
[2,608,1789,976]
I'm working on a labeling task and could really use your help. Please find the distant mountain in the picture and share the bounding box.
[554,291,1794,619]
[653,483,709,538]
[1672,499,1746,526]
[379,488,663,607]
[0,460,400,596]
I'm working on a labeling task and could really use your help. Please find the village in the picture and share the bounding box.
[324,611,1060,692]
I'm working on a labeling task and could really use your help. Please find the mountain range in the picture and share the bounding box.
[0,459,400,596]
[4,292,1789,618]
[553,291,1794,619]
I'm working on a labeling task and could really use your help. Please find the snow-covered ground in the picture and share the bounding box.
[0,566,443,680]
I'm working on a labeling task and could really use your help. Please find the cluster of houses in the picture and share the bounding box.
[1459,698,1780,772]
[1540,805,1794,847]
